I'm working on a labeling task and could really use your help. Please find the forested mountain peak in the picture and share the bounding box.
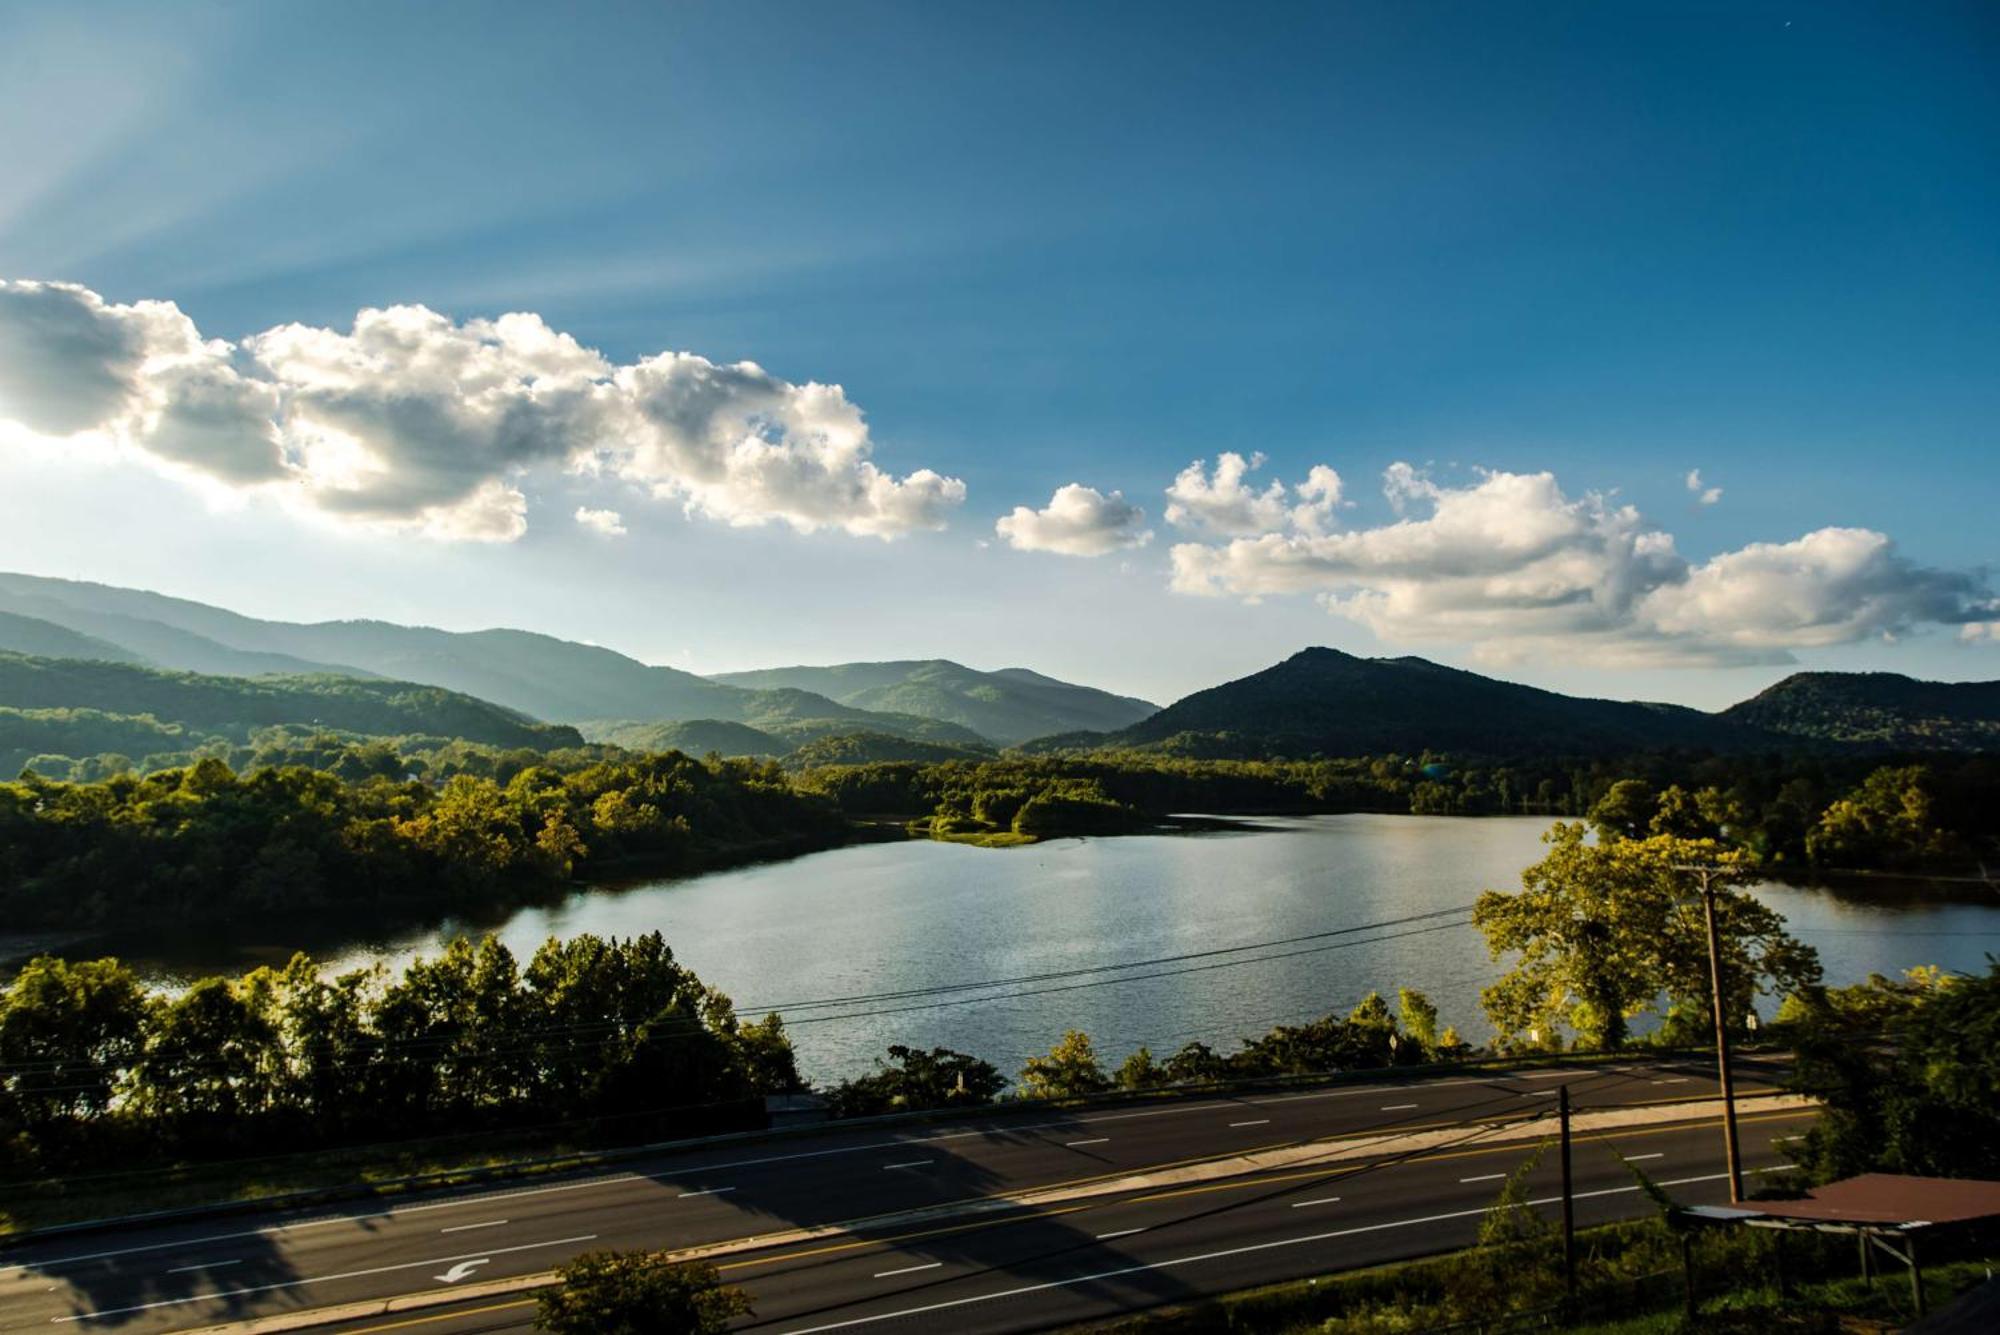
[1722,670,2000,751]
[1069,645,1765,759]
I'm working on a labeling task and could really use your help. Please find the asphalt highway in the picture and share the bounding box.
[0,1056,1807,1334]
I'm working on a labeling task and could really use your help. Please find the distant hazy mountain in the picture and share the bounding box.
[0,610,148,665]
[1722,672,2000,752]
[581,701,986,751]
[711,659,1157,746]
[1037,647,1769,759]
[0,574,983,743]
[0,651,582,753]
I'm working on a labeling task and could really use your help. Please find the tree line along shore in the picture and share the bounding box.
[2,735,1996,932]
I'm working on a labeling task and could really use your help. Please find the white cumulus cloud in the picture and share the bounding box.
[1685,468,1723,506]
[1165,452,1346,537]
[574,506,627,537]
[1169,463,1995,666]
[0,279,964,542]
[996,484,1152,557]
[1640,527,1988,651]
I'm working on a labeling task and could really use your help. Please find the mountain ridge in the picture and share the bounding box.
[0,575,983,743]
[0,574,1153,747]
[0,649,582,772]
[4,574,1995,765]
[1721,671,2000,751]
[1024,646,1909,760]
[710,658,1157,745]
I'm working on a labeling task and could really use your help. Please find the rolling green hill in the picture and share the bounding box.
[710,658,1156,745]
[1722,672,2000,751]
[0,574,1007,741]
[1044,647,1770,759]
[0,652,583,758]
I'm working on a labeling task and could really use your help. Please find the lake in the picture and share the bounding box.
[16,814,2000,1083]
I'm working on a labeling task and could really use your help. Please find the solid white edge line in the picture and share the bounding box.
[7,1059,1780,1278]
[54,1234,598,1324]
[774,1170,1782,1334]
[5,1060,1754,1277]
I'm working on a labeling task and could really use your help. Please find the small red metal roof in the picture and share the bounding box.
[1751,1174,2000,1228]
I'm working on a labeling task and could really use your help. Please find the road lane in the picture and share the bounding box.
[0,1055,1797,1333]
[295,1108,1816,1335]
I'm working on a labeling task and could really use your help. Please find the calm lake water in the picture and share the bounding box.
[17,814,2000,1083]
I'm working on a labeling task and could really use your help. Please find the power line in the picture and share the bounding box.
[746,906,1476,1012]
[0,916,1473,1091]
[775,919,1474,1027]
[0,908,1479,1077]
[9,993,1611,1196]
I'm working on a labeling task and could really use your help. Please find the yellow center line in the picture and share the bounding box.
[335,1298,536,1333]
[261,1095,1814,1335]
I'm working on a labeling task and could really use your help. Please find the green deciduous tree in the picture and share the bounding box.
[1114,1045,1162,1090]
[1805,765,1960,868]
[0,956,149,1142]
[827,1044,1007,1116]
[535,1253,750,1335]
[1785,960,2000,1181]
[1019,1029,1111,1100]
[1473,825,1821,1050]
[1396,987,1440,1056]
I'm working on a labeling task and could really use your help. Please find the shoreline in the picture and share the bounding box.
[7,810,1993,979]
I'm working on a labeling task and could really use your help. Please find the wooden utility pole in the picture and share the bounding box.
[1675,862,1744,1202]
[1559,1084,1576,1306]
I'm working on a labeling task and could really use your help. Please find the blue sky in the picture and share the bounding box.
[0,0,1994,708]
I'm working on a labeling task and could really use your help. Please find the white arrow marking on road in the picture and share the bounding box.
[435,1259,491,1284]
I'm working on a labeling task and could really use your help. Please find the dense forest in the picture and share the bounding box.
[799,749,2000,869]
[0,934,800,1173]
[0,930,1454,1177]
[0,751,843,929]
[1720,671,2000,751]
[4,734,1994,931]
